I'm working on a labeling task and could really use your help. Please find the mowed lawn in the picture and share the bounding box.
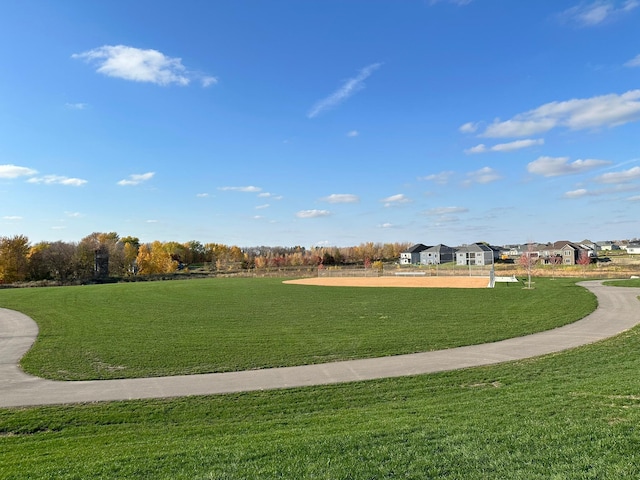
[1,282,640,478]
[0,277,595,380]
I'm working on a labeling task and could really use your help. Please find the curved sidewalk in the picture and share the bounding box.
[1,280,638,408]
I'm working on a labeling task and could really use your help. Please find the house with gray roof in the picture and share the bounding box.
[455,243,497,266]
[419,244,456,265]
[400,244,430,265]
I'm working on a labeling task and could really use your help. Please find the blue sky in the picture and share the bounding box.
[1,0,639,247]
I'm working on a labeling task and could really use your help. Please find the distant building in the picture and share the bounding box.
[419,244,456,265]
[400,244,429,265]
[455,243,497,266]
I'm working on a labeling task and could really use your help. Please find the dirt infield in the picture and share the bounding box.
[283,276,490,288]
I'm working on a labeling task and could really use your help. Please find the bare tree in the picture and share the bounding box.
[518,243,537,289]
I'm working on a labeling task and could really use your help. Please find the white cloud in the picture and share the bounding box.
[65,102,88,110]
[564,184,639,198]
[459,122,479,133]
[2,216,22,220]
[558,0,639,26]
[464,167,502,185]
[296,209,331,219]
[307,63,382,118]
[258,192,282,199]
[418,171,455,185]
[464,144,487,154]
[595,166,640,183]
[479,89,640,138]
[347,130,359,137]
[117,172,155,186]
[381,194,411,207]
[65,212,83,218]
[219,185,262,193]
[28,175,87,186]
[628,195,640,201]
[625,54,640,67]
[0,164,37,178]
[201,76,218,87]
[564,189,590,198]
[378,222,394,228]
[527,156,611,177]
[320,193,360,204]
[256,204,270,209]
[425,206,469,215]
[196,193,209,198]
[72,45,215,87]
[466,138,544,154]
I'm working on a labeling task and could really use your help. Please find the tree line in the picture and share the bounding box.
[0,233,411,284]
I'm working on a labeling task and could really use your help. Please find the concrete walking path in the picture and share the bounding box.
[1,280,638,408]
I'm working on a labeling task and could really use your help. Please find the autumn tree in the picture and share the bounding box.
[120,236,140,275]
[136,241,178,275]
[577,250,592,276]
[0,235,30,283]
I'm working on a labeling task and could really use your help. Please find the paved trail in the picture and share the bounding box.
[1,280,638,408]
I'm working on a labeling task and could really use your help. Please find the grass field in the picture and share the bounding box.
[0,277,595,380]
[604,278,640,288]
[1,280,640,478]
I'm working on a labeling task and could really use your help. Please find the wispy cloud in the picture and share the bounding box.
[28,175,87,186]
[557,0,639,27]
[465,138,544,154]
[476,89,640,138]
[564,183,640,198]
[527,156,611,177]
[258,192,283,199]
[463,167,502,185]
[0,164,37,178]
[320,193,360,204]
[72,45,216,87]
[625,54,640,67]
[346,130,359,137]
[425,206,469,215]
[381,194,411,207]
[418,171,455,185]
[65,102,88,110]
[117,172,155,186]
[255,204,270,210]
[459,122,479,133]
[219,185,262,193]
[307,63,382,118]
[196,193,209,198]
[2,216,22,221]
[296,209,331,219]
[595,166,640,183]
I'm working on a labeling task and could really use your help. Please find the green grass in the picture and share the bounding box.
[604,278,640,287]
[0,277,595,380]
[3,320,640,478]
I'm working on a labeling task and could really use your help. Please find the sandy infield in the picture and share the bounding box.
[283,276,490,288]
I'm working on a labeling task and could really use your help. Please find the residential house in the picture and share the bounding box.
[419,244,456,265]
[579,239,599,258]
[598,241,620,251]
[627,243,640,255]
[552,241,589,265]
[455,243,498,266]
[400,244,429,265]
